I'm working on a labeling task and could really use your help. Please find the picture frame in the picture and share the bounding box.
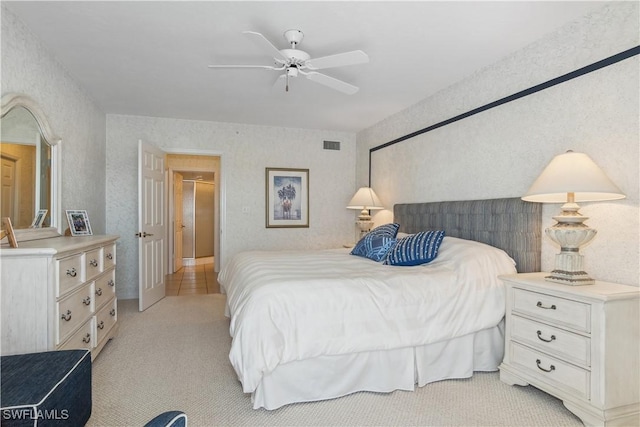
[66,210,93,236]
[266,168,309,228]
[30,209,48,228]
[2,217,18,248]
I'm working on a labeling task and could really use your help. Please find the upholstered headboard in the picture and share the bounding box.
[393,198,542,273]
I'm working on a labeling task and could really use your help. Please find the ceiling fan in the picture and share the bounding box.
[208,29,369,94]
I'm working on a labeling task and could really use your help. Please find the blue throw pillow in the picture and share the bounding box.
[351,234,397,262]
[385,230,445,266]
[351,223,400,261]
[368,222,400,238]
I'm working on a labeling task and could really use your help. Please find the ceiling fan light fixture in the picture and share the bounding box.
[208,29,368,95]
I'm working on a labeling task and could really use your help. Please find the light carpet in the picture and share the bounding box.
[88,295,582,426]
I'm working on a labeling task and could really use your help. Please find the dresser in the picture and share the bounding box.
[1,235,119,360]
[499,272,639,426]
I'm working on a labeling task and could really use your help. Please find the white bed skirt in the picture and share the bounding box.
[251,321,505,410]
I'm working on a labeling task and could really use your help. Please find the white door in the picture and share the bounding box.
[173,172,184,272]
[138,141,166,311]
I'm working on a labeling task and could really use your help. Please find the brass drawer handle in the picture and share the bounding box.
[82,333,91,344]
[106,253,113,260]
[537,330,556,343]
[61,310,72,321]
[97,321,105,330]
[536,301,556,310]
[536,359,555,373]
[89,259,98,267]
[82,296,91,305]
[110,308,116,317]
[66,268,77,277]
[96,288,103,296]
[108,279,115,287]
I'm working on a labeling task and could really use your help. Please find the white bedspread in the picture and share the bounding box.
[218,236,516,393]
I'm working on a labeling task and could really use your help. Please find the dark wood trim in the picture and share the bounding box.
[368,46,640,185]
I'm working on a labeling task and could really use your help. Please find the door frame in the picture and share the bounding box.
[164,148,225,273]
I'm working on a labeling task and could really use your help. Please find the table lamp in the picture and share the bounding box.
[522,150,625,285]
[347,187,384,238]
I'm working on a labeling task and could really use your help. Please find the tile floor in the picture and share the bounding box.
[165,262,220,295]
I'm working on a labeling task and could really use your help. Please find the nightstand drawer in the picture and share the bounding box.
[512,288,591,332]
[510,342,590,400]
[511,315,590,366]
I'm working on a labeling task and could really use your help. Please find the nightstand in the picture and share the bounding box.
[499,272,639,426]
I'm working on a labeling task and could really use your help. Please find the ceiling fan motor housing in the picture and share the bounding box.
[283,29,304,47]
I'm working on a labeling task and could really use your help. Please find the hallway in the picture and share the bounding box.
[165,263,220,295]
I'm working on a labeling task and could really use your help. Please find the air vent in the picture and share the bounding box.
[323,140,341,150]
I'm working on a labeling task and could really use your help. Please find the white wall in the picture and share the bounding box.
[356,2,639,286]
[1,5,107,232]
[106,115,356,299]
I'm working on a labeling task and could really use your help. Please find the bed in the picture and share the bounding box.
[218,197,541,410]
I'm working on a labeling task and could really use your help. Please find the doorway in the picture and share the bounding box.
[166,153,221,277]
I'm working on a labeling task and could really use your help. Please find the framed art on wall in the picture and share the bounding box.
[66,210,93,236]
[266,168,309,228]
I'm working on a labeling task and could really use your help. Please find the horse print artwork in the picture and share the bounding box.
[266,168,309,228]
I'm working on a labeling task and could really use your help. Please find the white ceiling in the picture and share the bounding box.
[5,1,606,133]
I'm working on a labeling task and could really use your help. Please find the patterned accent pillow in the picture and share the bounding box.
[350,223,400,257]
[385,230,445,266]
[368,222,400,238]
[351,234,397,262]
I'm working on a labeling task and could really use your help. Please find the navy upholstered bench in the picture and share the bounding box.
[1,349,92,426]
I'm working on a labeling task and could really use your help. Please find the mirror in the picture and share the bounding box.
[1,94,61,242]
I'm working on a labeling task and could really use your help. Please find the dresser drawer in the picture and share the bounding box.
[103,243,116,269]
[510,342,590,399]
[511,315,590,367]
[58,318,93,351]
[94,269,116,310]
[512,288,591,333]
[85,248,103,281]
[57,254,84,296]
[95,298,117,345]
[57,283,94,344]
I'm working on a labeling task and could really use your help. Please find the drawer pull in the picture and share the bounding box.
[61,310,72,321]
[536,301,557,310]
[66,268,77,277]
[106,253,113,260]
[97,321,105,330]
[536,359,555,373]
[89,259,98,267]
[110,308,116,317]
[82,333,91,344]
[108,279,115,287]
[537,330,556,343]
[96,288,103,296]
[82,296,91,305]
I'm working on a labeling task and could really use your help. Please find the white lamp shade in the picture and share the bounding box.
[522,151,625,203]
[347,187,384,210]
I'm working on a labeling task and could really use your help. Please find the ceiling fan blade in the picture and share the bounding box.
[208,64,281,70]
[243,31,288,62]
[305,50,369,70]
[304,71,359,95]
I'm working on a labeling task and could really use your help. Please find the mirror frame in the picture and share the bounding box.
[1,93,62,242]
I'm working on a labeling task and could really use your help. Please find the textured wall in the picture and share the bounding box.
[356,2,639,286]
[106,115,356,299]
[1,5,107,233]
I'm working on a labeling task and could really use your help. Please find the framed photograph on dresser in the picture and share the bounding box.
[66,210,93,236]
[30,209,48,228]
[2,217,18,247]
